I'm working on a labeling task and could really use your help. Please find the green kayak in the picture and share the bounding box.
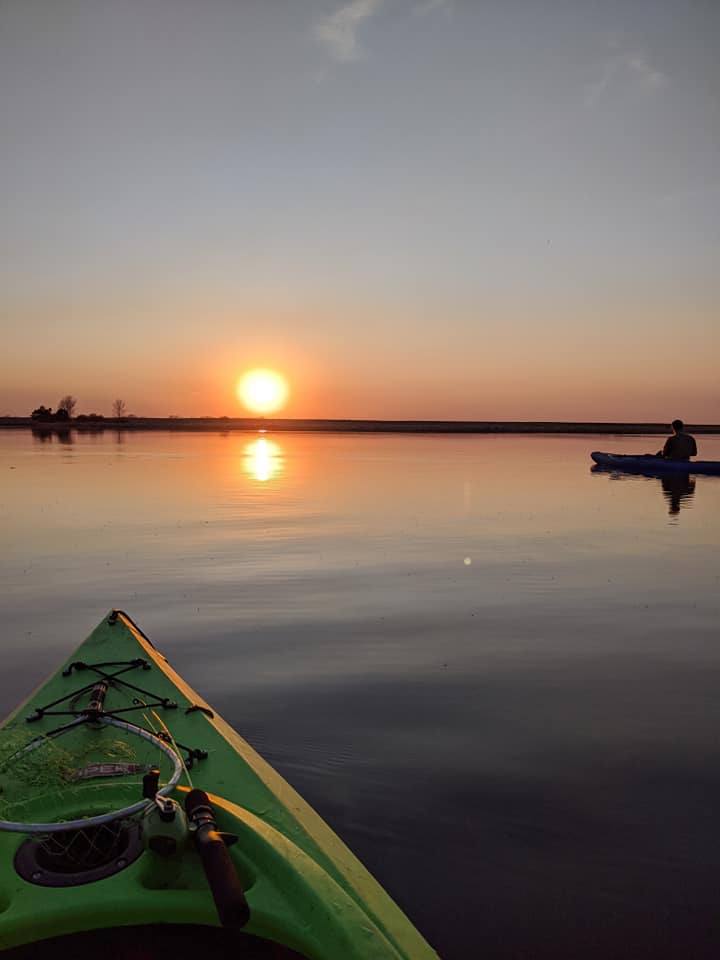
[0,611,438,958]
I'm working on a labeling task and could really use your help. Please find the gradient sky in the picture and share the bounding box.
[1,0,718,420]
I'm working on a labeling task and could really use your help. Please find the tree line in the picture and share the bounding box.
[31,396,128,421]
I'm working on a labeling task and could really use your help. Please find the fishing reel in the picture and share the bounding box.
[141,768,188,856]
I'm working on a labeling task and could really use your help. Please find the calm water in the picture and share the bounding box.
[2,429,720,958]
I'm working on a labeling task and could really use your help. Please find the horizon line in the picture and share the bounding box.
[2,416,719,435]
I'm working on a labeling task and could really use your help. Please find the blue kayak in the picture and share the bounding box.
[591,452,720,476]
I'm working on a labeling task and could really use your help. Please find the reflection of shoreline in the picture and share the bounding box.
[31,425,73,444]
[591,464,698,516]
[5,417,720,435]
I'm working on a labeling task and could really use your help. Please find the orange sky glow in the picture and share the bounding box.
[2,293,717,421]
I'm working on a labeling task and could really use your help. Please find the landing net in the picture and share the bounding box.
[0,656,197,836]
[0,715,183,833]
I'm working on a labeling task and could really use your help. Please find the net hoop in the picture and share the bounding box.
[0,715,183,834]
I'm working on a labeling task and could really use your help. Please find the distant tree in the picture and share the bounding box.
[112,398,126,418]
[57,395,78,418]
[31,405,53,420]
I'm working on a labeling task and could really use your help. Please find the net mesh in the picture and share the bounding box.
[35,820,129,872]
[0,720,176,829]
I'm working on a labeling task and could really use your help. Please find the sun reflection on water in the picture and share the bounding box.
[243,436,283,482]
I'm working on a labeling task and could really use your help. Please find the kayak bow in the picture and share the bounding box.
[0,611,438,959]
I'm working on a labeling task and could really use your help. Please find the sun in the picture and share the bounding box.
[236,368,289,415]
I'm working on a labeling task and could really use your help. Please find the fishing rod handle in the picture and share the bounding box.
[185,788,250,928]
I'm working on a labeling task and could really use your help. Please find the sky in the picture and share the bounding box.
[1,0,718,421]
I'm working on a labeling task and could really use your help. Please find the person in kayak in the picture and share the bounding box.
[656,420,697,461]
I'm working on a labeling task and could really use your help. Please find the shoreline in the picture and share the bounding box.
[2,417,719,435]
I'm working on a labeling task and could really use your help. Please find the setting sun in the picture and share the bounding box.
[236,369,289,415]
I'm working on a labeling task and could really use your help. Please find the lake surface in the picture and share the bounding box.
[2,429,720,959]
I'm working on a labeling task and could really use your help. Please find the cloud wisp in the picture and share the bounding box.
[584,50,667,108]
[315,0,385,63]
